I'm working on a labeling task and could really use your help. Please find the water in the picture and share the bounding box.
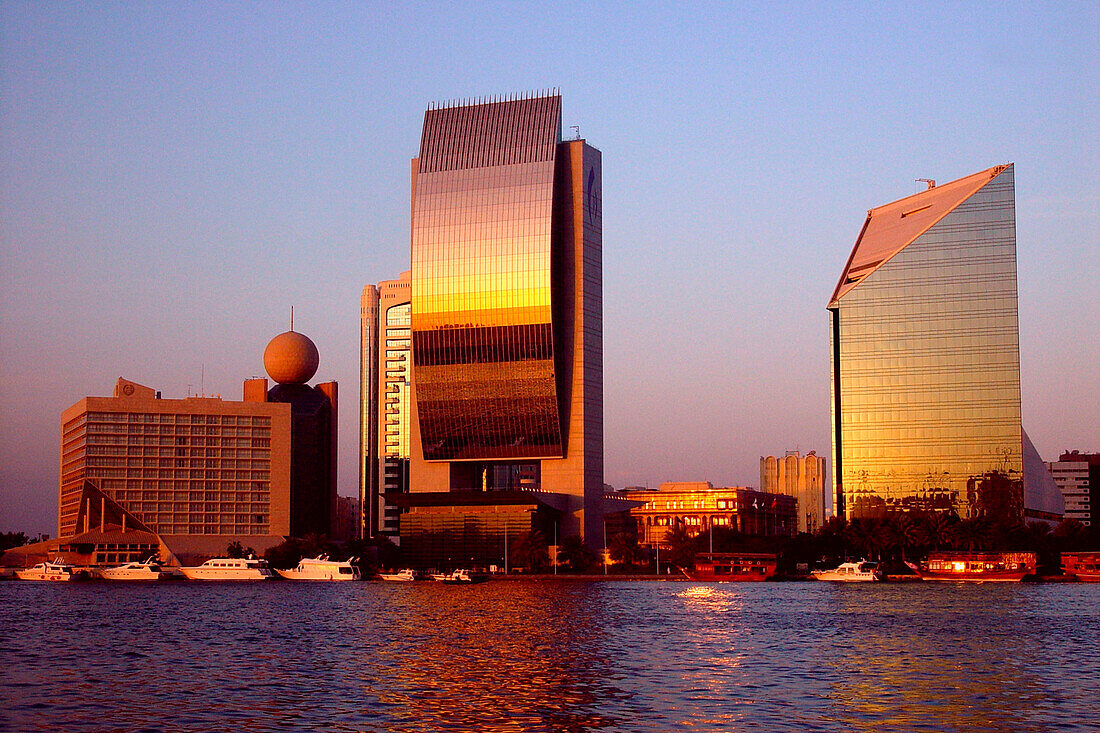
[2,580,1097,732]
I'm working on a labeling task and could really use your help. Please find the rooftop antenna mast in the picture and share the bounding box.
[290,305,295,332]
[916,178,936,190]
[201,363,205,398]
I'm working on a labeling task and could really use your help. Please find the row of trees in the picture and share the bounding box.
[208,512,1096,577]
[644,513,1098,575]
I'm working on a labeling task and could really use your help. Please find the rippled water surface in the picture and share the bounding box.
[2,580,1098,732]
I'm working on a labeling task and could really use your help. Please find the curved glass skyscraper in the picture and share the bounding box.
[405,93,603,549]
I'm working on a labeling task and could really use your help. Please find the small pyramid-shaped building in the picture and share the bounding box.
[828,164,1062,523]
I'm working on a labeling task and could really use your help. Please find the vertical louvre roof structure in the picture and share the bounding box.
[418,94,561,173]
[829,164,1011,305]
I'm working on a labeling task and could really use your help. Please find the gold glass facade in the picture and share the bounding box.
[412,96,564,461]
[830,165,1023,520]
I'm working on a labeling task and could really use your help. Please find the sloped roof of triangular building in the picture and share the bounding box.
[829,164,1012,305]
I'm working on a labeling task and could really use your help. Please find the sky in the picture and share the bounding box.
[2,2,1097,535]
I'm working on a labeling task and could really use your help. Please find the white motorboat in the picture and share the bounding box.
[379,568,418,581]
[811,560,881,582]
[97,558,169,581]
[276,555,361,581]
[16,561,88,582]
[436,569,487,584]
[180,556,275,581]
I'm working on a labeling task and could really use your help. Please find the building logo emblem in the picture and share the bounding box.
[586,167,600,219]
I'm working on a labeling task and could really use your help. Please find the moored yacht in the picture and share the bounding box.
[16,561,88,582]
[436,569,487,584]
[811,560,881,582]
[379,568,418,581]
[276,555,361,581]
[97,558,169,581]
[180,556,275,581]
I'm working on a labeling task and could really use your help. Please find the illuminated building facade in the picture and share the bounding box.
[404,92,603,549]
[622,482,798,547]
[360,272,413,539]
[760,451,826,533]
[829,164,1062,523]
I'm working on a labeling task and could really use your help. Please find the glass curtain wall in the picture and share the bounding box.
[412,97,564,461]
[832,167,1022,520]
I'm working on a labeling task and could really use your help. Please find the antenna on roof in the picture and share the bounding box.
[917,178,936,190]
[290,306,295,332]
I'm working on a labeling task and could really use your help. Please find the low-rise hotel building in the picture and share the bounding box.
[59,377,293,542]
[621,482,797,547]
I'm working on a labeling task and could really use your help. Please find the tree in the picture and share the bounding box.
[299,532,334,559]
[226,541,247,559]
[1053,519,1088,552]
[607,532,642,565]
[843,519,875,559]
[264,538,303,569]
[663,525,696,570]
[917,512,956,552]
[558,535,597,573]
[952,517,992,551]
[509,530,549,572]
[0,532,29,553]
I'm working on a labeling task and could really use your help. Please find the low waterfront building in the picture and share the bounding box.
[621,482,797,548]
[760,451,826,533]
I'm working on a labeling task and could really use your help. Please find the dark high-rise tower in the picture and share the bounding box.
[400,93,603,561]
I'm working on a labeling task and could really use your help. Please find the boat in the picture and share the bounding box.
[688,552,778,581]
[379,568,418,582]
[436,569,487,584]
[16,560,88,582]
[1061,551,1100,582]
[97,557,169,581]
[179,556,276,581]
[276,555,361,581]
[811,560,881,582]
[907,551,1036,582]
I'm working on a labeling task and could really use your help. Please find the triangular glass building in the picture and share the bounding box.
[829,164,1062,523]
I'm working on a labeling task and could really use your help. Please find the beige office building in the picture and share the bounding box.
[59,377,292,546]
[760,451,827,533]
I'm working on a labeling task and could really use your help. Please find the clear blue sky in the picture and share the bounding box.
[2,2,1097,534]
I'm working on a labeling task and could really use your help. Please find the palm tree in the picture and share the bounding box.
[917,512,955,551]
[509,530,549,572]
[558,535,597,573]
[299,532,332,559]
[663,524,697,570]
[608,532,642,565]
[952,517,992,551]
[843,518,875,559]
[1053,518,1087,551]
